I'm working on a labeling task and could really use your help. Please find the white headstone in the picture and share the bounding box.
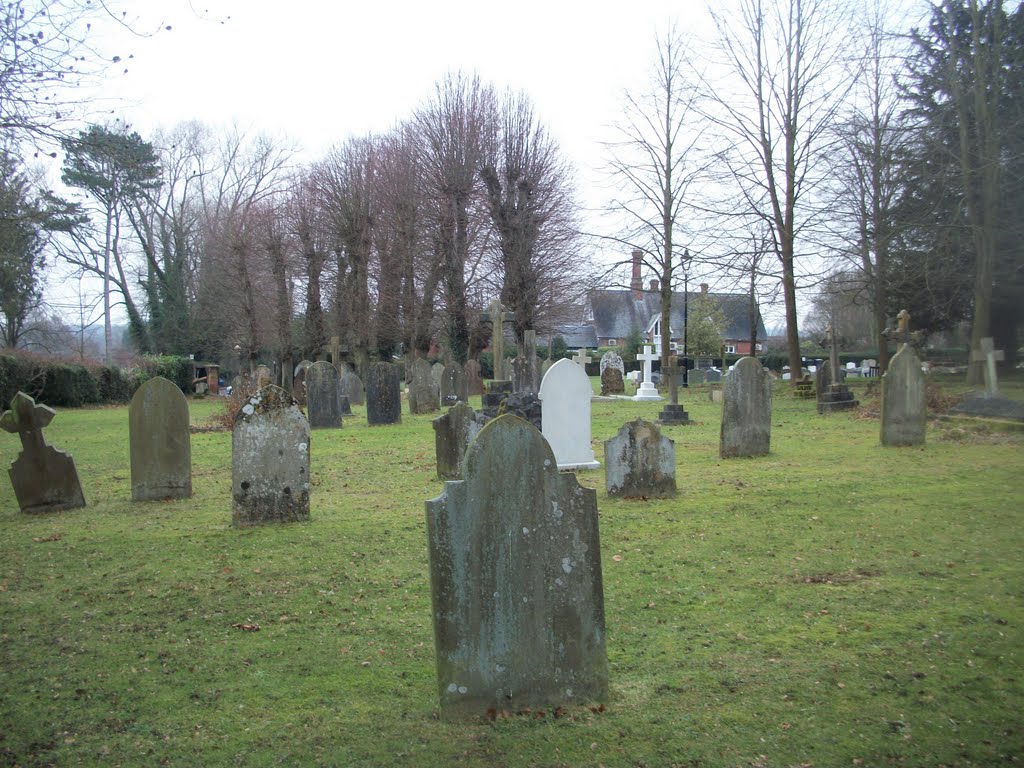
[538,358,600,470]
[633,346,662,401]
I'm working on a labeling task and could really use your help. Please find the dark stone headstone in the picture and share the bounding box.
[129,376,192,501]
[440,363,467,406]
[366,362,402,425]
[881,344,926,446]
[600,366,625,396]
[409,358,440,415]
[604,418,676,498]
[340,368,365,407]
[704,368,722,383]
[816,361,858,414]
[1,392,86,513]
[720,356,772,458]
[426,415,608,719]
[231,386,310,526]
[481,379,514,417]
[687,369,706,386]
[464,359,484,396]
[306,361,344,429]
[432,402,487,480]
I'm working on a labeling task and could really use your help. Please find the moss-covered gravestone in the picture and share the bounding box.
[881,312,926,446]
[409,358,439,415]
[604,418,676,498]
[2,392,86,513]
[231,386,310,526]
[366,362,401,425]
[339,367,365,407]
[432,401,487,480]
[426,415,608,719]
[720,356,773,458]
[305,361,344,429]
[129,376,192,501]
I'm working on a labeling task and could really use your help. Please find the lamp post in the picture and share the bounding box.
[682,248,690,387]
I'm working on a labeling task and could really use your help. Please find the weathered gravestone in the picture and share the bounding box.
[339,367,365,407]
[816,325,858,414]
[2,392,86,513]
[599,350,624,377]
[129,376,192,501]
[539,358,600,470]
[292,360,313,406]
[487,299,510,382]
[687,368,706,386]
[464,359,484,396]
[426,414,608,719]
[600,366,625,396]
[440,362,467,405]
[409,358,440,415]
[231,386,310,526]
[881,312,926,446]
[719,356,772,458]
[254,364,273,388]
[305,361,344,429]
[432,401,488,480]
[971,337,1005,397]
[703,368,722,384]
[431,362,446,397]
[657,356,690,425]
[604,418,676,498]
[366,362,402,425]
[512,330,542,395]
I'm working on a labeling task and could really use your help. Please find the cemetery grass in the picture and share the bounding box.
[1,377,1021,768]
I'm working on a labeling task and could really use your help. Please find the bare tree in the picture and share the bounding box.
[604,25,708,368]
[707,0,854,382]
[481,90,584,347]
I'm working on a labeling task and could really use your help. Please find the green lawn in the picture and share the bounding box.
[1,377,1022,767]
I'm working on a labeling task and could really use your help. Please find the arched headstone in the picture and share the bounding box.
[129,377,192,500]
[539,358,600,470]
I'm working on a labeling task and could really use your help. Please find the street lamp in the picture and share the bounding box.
[682,247,691,387]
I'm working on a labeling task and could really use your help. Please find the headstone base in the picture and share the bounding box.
[633,383,663,402]
[817,384,859,414]
[657,403,690,425]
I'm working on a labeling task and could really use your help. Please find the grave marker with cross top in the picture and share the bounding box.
[971,337,1005,397]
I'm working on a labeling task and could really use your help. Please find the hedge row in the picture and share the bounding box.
[0,353,194,409]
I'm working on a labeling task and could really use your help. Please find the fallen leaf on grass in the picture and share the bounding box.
[230,623,260,631]
[612,554,623,562]
[33,534,61,543]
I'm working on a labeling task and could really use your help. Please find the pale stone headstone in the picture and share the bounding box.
[633,345,662,401]
[2,392,86,513]
[292,360,313,406]
[339,367,365,407]
[440,363,468,405]
[432,401,487,480]
[881,334,926,447]
[306,361,344,429]
[254,364,273,388]
[539,358,600,470]
[719,356,772,458]
[409,358,440,414]
[231,386,310,526]
[599,351,624,376]
[604,418,676,498]
[426,414,608,719]
[366,362,401,425]
[464,359,484,396]
[971,337,1005,397]
[431,362,446,393]
[129,377,192,501]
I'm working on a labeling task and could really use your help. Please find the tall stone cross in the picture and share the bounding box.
[637,345,659,385]
[1,391,86,513]
[663,355,685,405]
[572,348,592,368]
[894,309,912,347]
[971,337,1005,397]
[824,324,841,386]
[487,299,508,381]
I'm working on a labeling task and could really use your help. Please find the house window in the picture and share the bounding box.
[608,339,618,346]
[725,344,736,354]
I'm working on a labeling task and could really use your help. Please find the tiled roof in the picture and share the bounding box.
[587,289,767,341]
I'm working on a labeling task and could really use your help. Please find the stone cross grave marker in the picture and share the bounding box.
[604,418,676,498]
[432,401,487,480]
[305,361,344,429]
[657,356,690,424]
[572,348,592,368]
[129,376,192,501]
[366,362,402,425]
[881,320,926,446]
[425,414,608,719]
[339,367,365,406]
[409,358,439,415]
[488,299,509,381]
[971,337,1004,397]
[633,345,662,401]
[231,386,310,526]
[539,358,601,470]
[2,392,86,513]
[720,356,772,458]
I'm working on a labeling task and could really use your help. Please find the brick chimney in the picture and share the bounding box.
[700,283,709,294]
[630,249,643,298]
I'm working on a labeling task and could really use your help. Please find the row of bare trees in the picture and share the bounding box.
[36,74,587,372]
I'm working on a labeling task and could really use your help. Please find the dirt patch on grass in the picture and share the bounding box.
[794,569,880,585]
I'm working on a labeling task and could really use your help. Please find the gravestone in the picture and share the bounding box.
[657,356,690,425]
[231,386,310,526]
[339,367,365,407]
[600,366,625,396]
[441,363,468,405]
[432,401,487,480]
[254,364,273,388]
[719,356,772,458]
[366,362,402,425]
[971,337,1005,397]
[687,369,705,386]
[426,414,608,719]
[305,361,344,429]
[512,355,543,395]
[292,360,313,406]
[409,358,440,414]
[541,358,554,379]
[881,312,926,446]
[539,358,600,470]
[431,362,446,396]
[1,392,86,513]
[488,299,510,382]
[816,325,858,414]
[604,418,676,498]
[464,359,484,396]
[633,345,662,401]
[599,350,624,377]
[572,348,592,370]
[129,376,192,501]
[703,368,722,384]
